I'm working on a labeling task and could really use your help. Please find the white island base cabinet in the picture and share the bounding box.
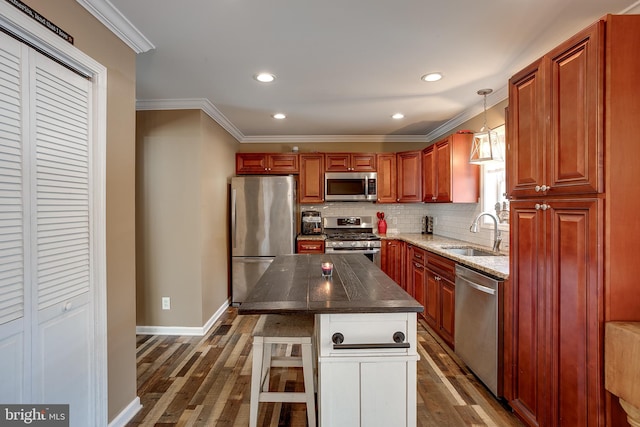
[316,312,418,427]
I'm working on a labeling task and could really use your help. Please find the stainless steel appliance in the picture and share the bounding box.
[454,264,503,396]
[230,176,297,305]
[324,172,377,202]
[301,210,322,235]
[323,216,381,266]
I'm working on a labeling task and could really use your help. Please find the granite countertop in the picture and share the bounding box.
[381,233,509,280]
[238,254,424,315]
[297,234,326,241]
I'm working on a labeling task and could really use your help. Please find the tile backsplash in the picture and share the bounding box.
[302,202,509,253]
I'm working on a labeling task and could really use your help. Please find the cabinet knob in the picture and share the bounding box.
[535,184,550,192]
[535,203,550,211]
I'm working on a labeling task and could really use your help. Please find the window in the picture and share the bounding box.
[480,124,509,229]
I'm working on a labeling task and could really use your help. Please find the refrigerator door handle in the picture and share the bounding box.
[231,188,237,249]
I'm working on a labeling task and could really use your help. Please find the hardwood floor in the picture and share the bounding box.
[128,307,524,427]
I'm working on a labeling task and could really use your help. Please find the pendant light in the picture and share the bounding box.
[469,88,504,164]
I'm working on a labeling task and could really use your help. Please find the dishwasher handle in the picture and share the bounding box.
[456,275,496,295]
[331,331,410,349]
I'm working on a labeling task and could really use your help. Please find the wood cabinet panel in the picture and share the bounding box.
[299,154,324,203]
[296,240,325,254]
[439,280,455,346]
[376,153,397,203]
[397,150,422,203]
[236,153,298,174]
[325,153,376,172]
[381,239,403,286]
[508,22,602,198]
[424,271,439,331]
[422,134,479,203]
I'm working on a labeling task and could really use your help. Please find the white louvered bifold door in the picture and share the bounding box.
[30,48,94,426]
[0,31,27,404]
[0,31,95,427]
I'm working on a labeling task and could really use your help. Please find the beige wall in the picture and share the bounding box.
[136,110,238,327]
[24,0,138,421]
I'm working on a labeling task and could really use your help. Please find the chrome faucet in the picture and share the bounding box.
[470,211,502,253]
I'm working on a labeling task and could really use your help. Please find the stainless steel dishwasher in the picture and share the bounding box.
[454,264,502,397]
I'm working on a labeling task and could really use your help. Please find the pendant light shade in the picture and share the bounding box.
[469,89,504,164]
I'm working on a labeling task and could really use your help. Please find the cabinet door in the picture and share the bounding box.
[412,261,425,313]
[381,240,402,285]
[509,200,546,426]
[424,271,439,331]
[422,146,435,202]
[507,60,546,198]
[547,22,603,195]
[397,151,422,202]
[299,154,324,203]
[236,153,269,174]
[325,153,351,171]
[297,240,324,254]
[439,279,455,348]
[376,154,397,203]
[351,153,377,171]
[434,140,451,202]
[269,154,299,173]
[547,199,602,426]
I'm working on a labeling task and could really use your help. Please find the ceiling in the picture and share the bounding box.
[82,0,638,143]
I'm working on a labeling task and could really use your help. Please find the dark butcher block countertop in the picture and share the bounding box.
[238,254,424,315]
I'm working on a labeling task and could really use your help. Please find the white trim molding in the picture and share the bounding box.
[136,98,428,144]
[76,0,154,53]
[425,85,509,143]
[107,397,142,427]
[136,300,231,337]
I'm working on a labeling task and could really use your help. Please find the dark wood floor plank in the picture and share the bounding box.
[128,308,524,427]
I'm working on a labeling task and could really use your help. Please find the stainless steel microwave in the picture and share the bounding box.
[324,172,377,202]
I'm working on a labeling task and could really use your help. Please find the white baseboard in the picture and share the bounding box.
[108,396,142,427]
[135,299,230,336]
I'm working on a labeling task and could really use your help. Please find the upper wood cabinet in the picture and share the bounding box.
[376,153,397,203]
[325,153,376,172]
[236,153,299,174]
[422,133,479,203]
[299,154,324,204]
[507,22,602,198]
[396,150,422,203]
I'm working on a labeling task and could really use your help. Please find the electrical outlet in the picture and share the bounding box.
[162,297,171,310]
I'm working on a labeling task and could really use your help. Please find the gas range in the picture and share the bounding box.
[323,216,382,250]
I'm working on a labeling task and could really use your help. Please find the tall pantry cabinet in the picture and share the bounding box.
[505,15,640,427]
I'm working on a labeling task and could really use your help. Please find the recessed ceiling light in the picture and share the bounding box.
[421,72,443,82]
[272,113,286,120]
[392,113,405,119]
[254,73,276,83]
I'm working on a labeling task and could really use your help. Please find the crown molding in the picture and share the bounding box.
[240,134,428,143]
[76,0,154,53]
[136,98,428,143]
[425,84,508,142]
[136,98,245,141]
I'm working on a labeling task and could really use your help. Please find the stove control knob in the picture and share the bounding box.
[351,242,357,247]
[338,242,344,246]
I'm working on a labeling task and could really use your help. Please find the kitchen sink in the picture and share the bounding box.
[442,246,502,257]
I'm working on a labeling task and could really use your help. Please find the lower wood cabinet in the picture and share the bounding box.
[296,239,325,254]
[424,252,456,348]
[381,239,404,287]
[507,198,601,426]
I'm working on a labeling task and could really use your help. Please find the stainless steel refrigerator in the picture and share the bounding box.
[230,176,297,305]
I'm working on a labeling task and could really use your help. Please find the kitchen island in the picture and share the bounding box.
[239,253,423,427]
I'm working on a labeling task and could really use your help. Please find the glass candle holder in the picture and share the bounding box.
[321,262,333,278]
